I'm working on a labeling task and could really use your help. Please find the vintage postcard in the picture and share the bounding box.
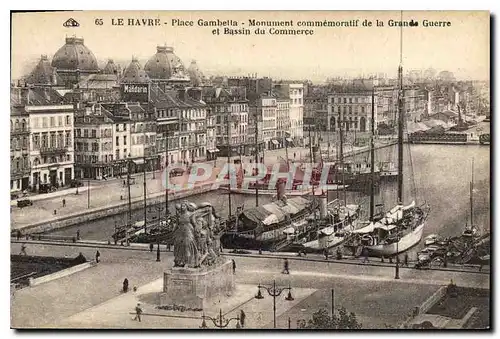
[10,10,490,330]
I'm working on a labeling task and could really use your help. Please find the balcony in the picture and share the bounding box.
[11,128,30,135]
[39,146,68,156]
[11,168,30,178]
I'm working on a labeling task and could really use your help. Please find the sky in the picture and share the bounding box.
[11,11,490,82]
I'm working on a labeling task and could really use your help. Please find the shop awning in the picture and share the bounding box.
[286,138,293,142]
[133,159,145,165]
[208,149,220,153]
[271,140,279,145]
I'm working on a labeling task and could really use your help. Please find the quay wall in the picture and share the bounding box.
[29,261,97,287]
[17,183,215,235]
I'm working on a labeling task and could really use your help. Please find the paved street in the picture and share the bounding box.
[10,167,222,230]
[11,242,489,329]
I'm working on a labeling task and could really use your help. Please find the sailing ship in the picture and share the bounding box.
[462,159,479,238]
[219,181,319,251]
[220,124,322,251]
[345,59,430,257]
[298,198,360,252]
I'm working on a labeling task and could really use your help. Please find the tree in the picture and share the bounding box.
[297,307,362,329]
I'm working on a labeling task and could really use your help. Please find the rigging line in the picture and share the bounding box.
[400,10,403,65]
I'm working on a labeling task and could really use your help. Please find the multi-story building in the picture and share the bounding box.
[11,86,75,191]
[129,103,157,171]
[257,95,278,150]
[274,83,304,143]
[152,86,207,165]
[203,87,248,157]
[28,103,75,189]
[10,91,31,193]
[74,104,114,179]
[328,90,378,135]
[275,97,290,148]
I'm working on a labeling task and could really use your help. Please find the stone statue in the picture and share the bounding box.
[173,201,221,268]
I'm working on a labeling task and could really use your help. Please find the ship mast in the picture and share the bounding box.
[339,107,346,206]
[470,158,474,227]
[227,109,232,217]
[397,33,405,205]
[369,87,375,221]
[254,111,259,207]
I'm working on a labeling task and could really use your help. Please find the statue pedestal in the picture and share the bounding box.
[159,259,235,310]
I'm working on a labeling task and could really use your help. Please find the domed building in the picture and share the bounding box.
[51,36,100,86]
[102,59,120,75]
[144,45,190,86]
[121,57,150,83]
[187,60,206,87]
[25,55,61,85]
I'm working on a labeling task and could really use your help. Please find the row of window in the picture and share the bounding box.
[11,119,28,132]
[330,97,372,104]
[31,115,72,129]
[333,105,370,114]
[215,114,248,124]
[215,136,247,145]
[11,156,29,172]
[31,155,72,166]
[32,132,72,150]
[11,136,28,150]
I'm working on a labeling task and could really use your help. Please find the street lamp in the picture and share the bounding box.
[149,202,163,262]
[200,308,241,329]
[255,280,294,328]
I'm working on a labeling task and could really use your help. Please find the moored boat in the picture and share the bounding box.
[220,187,319,251]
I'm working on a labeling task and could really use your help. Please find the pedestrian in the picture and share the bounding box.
[53,209,57,215]
[294,152,296,159]
[240,310,246,328]
[362,248,369,263]
[16,230,21,241]
[123,278,129,293]
[76,229,80,240]
[62,198,66,207]
[336,247,342,260]
[20,243,27,256]
[283,258,290,274]
[404,253,409,267]
[123,180,126,187]
[134,303,143,322]
[95,250,101,263]
[324,249,329,260]
[149,243,154,252]
[232,259,236,274]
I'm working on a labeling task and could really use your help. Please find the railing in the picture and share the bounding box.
[39,147,68,155]
[11,168,30,177]
[11,128,30,135]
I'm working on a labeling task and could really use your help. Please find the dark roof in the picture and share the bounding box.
[78,74,119,89]
[51,37,99,72]
[144,46,189,80]
[10,86,64,106]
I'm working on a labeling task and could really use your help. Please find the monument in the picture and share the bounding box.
[160,201,234,310]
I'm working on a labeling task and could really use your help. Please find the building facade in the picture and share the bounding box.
[74,105,114,179]
[328,91,378,135]
[10,105,31,193]
[204,87,248,157]
[275,97,291,148]
[28,104,75,189]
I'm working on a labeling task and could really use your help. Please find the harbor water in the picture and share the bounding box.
[49,144,490,254]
